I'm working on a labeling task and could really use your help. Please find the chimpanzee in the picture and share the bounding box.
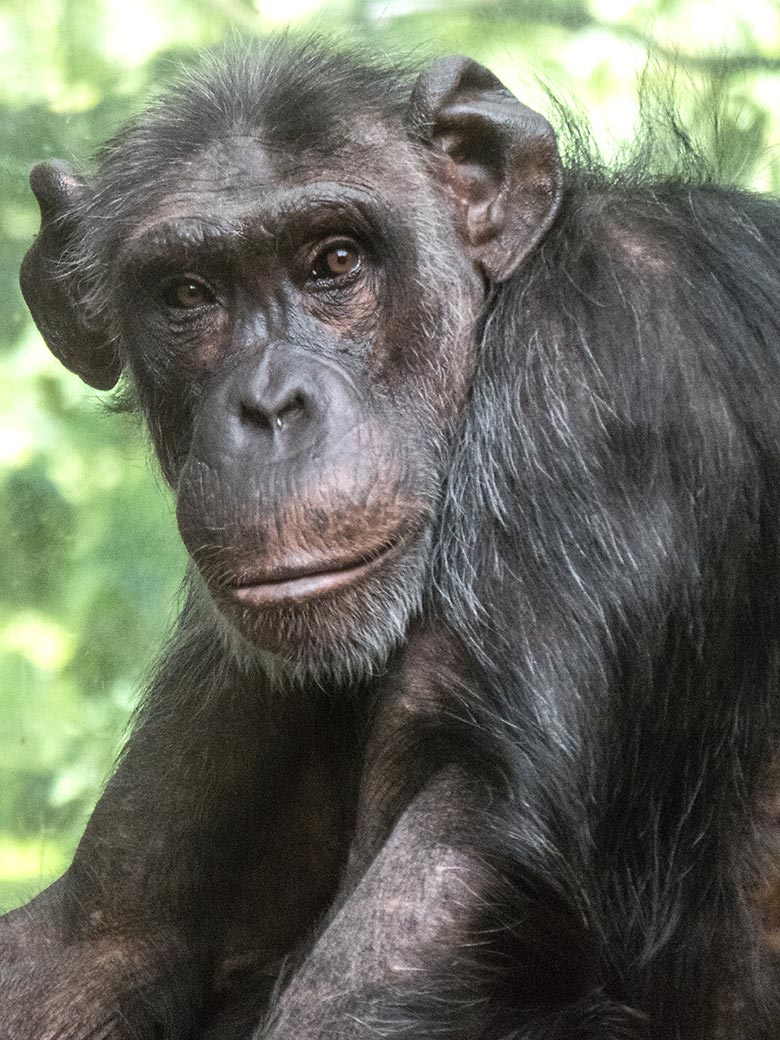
[1,34,779,1040]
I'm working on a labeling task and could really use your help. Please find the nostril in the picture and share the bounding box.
[276,392,306,428]
[239,400,274,433]
[239,391,308,434]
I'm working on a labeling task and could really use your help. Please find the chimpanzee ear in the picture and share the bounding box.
[19,160,121,391]
[407,57,563,282]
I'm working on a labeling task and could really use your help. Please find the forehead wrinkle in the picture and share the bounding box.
[268,181,395,235]
[122,180,395,263]
[117,216,273,268]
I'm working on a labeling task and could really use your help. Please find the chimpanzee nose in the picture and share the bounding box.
[239,383,308,435]
[195,350,361,470]
[226,356,324,458]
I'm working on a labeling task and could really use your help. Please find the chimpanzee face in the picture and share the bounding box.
[112,126,484,676]
[20,46,562,680]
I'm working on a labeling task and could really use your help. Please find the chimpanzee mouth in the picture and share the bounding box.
[227,538,403,608]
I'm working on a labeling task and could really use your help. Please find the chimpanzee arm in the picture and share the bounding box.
[0,592,357,1040]
[260,767,488,1040]
[251,623,626,1040]
[258,763,645,1040]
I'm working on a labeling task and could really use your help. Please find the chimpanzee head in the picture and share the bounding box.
[20,39,562,681]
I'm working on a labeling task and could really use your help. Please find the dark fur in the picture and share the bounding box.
[427,174,780,1035]
[3,37,780,1040]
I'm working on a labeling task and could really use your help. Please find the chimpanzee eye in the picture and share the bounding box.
[309,240,362,282]
[162,277,215,309]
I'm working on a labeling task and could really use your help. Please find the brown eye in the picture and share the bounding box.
[310,242,362,282]
[164,278,214,309]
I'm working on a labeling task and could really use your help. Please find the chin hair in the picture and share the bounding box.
[189,530,431,690]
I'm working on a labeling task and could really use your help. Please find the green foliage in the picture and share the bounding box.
[2,0,780,912]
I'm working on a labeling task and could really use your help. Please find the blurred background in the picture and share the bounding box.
[2,0,780,913]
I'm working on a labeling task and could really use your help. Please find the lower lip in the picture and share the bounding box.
[229,546,394,608]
